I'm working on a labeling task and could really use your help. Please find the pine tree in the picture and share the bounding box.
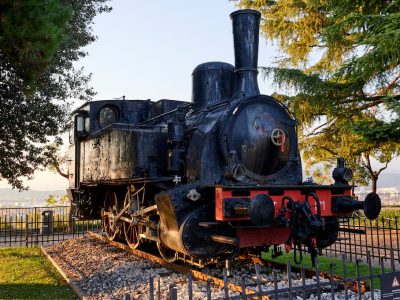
[236,0,400,190]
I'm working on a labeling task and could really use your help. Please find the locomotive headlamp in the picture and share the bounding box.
[332,157,353,184]
[76,115,84,132]
[74,111,88,141]
[99,106,118,128]
[342,168,353,182]
[84,117,90,132]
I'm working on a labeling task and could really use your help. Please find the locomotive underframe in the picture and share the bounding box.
[70,180,356,266]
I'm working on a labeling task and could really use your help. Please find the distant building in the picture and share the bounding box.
[355,187,400,206]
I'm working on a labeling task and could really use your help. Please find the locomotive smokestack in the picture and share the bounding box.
[230,9,261,98]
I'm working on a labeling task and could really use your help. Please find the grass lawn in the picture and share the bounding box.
[0,247,76,300]
[262,250,389,288]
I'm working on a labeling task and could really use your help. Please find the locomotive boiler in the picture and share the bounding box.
[67,9,381,265]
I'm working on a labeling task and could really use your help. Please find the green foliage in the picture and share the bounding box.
[353,209,400,227]
[262,250,387,288]
[45,194,58,206]
[0,0,72,83]
[0,247,74,299]
[0,0,111,189]
[45,194,70,206]
[379,209,400,219]
[236,0,400,188]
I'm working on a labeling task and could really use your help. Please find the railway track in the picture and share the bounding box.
[87,231,259,298]
[87,231,368,299]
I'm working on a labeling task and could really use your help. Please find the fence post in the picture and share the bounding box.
[367,251,375,300]
[355,259,361,300]
[25,214,28,247]
[207,279,212,300]
[273,270,278,300]
[68,204,74,234]
[341,254,349,300]
[187,272,193,300]
[390,248,396,272]
[149,276,154,300]
[255,263,262,300]
[241,276,246,300]
[381,257,385,274]
[158,277,161,300]
[223,267,229,299]
[168,284,177,300]
[287,260,293,300]
[123,293,131,300]
[329,263,335,300]
[315,255,321,300]
[8,216,11,247]
[301,268,306,300]
[395,217,400,263]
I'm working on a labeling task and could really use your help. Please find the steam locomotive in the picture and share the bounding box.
[67,9,381,265]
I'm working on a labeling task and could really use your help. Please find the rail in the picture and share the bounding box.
[87,231,376,300]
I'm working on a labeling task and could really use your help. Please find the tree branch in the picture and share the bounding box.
[376,161,389,177]
[361,153,373,175]
[305,118,336,137]
[339,94,400,106]
[380,75,400,96]
[320,146,338,156]
[51,158,69,179]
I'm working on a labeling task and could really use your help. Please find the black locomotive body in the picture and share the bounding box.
[68,9,381,265]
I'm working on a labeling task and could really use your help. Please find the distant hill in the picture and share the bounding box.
[0,172,398,207]
[369,173,400,188]
[0,188,66,207]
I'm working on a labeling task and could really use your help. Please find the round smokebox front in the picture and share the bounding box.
[220,95,296,182]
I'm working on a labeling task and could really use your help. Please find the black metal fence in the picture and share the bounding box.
[0,206,100,247]
[323,215,400,265]
[1,206,400,267]
[125,250,392,300]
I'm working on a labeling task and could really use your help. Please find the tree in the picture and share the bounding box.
[236,0,400,189]
[45,194,57,206]
[45,193,70,206]
[0,0,111,189]
[300,115,399,192]
[0,0,72,83]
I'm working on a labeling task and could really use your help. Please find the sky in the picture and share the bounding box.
[1,0,399,191]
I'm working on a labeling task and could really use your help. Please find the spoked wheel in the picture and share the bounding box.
[157,223,177,263]
[123,189,143,249]
[157,242,178,263]
[102,190,119,241]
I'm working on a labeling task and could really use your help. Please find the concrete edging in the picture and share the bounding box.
[41,246,87,300]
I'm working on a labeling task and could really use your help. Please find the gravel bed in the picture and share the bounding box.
[45,237,238,299]
[45,236,381,299]
[201,258,381,300]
